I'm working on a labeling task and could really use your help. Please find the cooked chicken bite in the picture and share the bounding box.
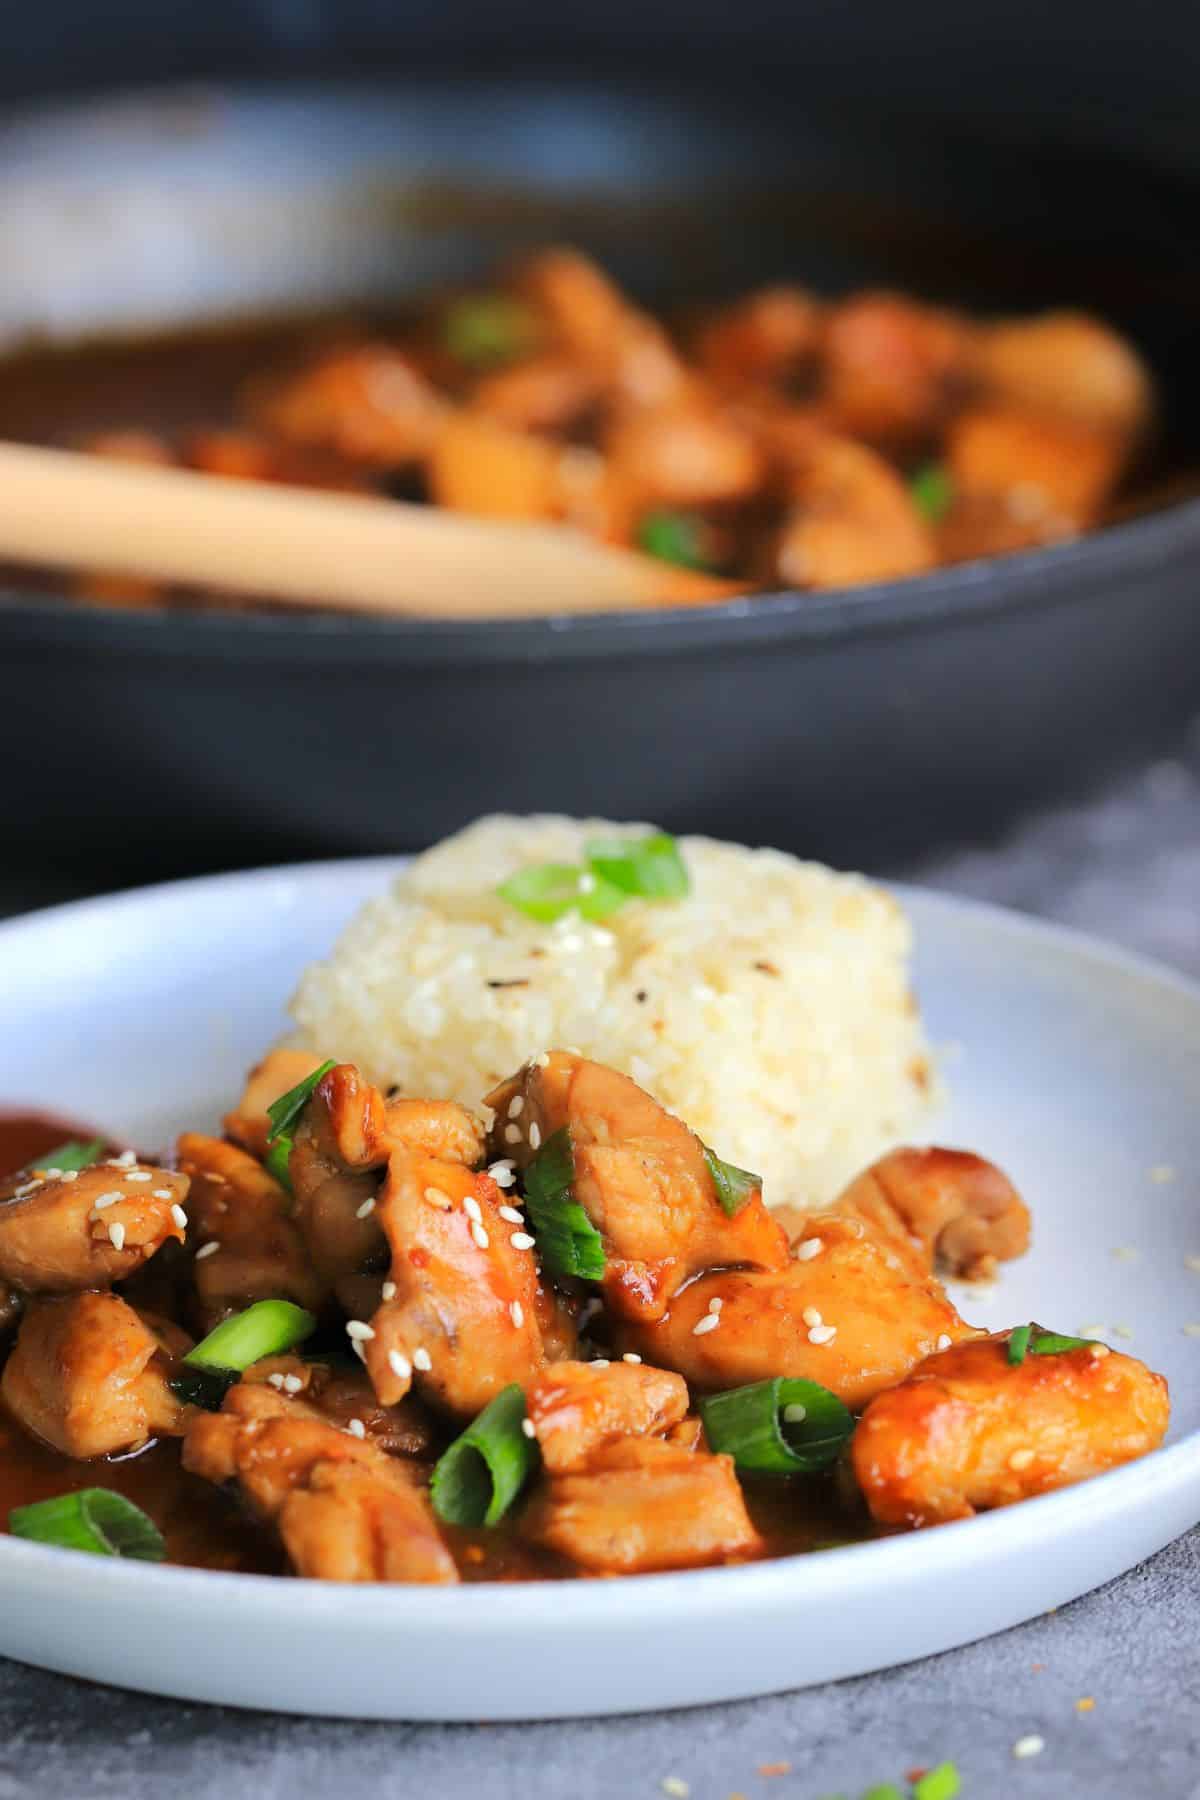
[521,1436,761,1573]
[516,249,692,407]
[364,1154,567,1417]
[776,435,937,590]
[383,1096,485,1167]
[0,1157,187,1293]
[177,1134,326,1322]
[852,1332,1170,1528]
[695,286,823,391]
[224,1048,329,1159]
[485,1053,790,1324]
[1,1292,189,1458]
[947,407,1127,531]
[974,311,1154,444]
[821,291,974,450]
[246,342,448,466]
[288,1063,390,1287]
[526,1359,690,1473]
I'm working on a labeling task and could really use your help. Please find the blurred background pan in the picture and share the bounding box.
[1,16,1199,881]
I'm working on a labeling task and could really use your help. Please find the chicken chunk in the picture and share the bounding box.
[695,287,824,391]
[521,1436,761,1573]
[224,1048,329,1160]
[974,311,1154,444]
[364,1154,567,1416]
[383,1096,485,1168]
[246,342,448,466]
[604,400,765,513]
[0,1156,188,1293]
[176,1134,326,1322]
[245,1354,436,1458]
[947,407,1127,530]
[471,354,604,435]
[517,249,693,407]
[485,1053,790,1324]
[620,1211,971,1408]
[288,1063,390,1287]
[821,291,974,450]
[1,1292,188,1458]
[852,1332,1170,1528]
[526,1359,690,1473]
[427,411,566,521]
[777,435,937,589]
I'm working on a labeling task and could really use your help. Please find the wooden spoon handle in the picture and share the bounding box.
[0,441,733,617]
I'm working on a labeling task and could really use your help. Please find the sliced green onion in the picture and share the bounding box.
[168,1365,239,1411]
[265,1059,336,1145]
[912,1764,961,1800]
[496,862,626,924]
[703,1146,762,1217]
[700,1377,853,1474]
[910,463,954,523]
[585,832,690,901]
[184,1299,316,1374]
[522,1128,606,1281]
[443,294,539,368]
[636,509,713,571]
[860,1786,904,1800]
[9,1488,165,1561]
[1007,1323,1032,1366]
[1031,1329,1096,1357]
[32,1138,106,1173]
[263,1137,294,1193]
[430,1384,538,1526]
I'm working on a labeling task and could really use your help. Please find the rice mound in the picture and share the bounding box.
[287,815,937,1209]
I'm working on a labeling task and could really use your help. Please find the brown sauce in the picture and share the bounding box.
[0,1110,872,1579]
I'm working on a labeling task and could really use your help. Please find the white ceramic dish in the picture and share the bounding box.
[0,858,1197,1720]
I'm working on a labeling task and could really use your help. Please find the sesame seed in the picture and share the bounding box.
[802,1306,823,1328]
[346,1319,375,1342]
[381,1281,397,1302]
[510,1231,535,1251]
[107,1222,126,1251]
[782,1403,807,1424]
[43,1169,65,1181]
[1184,1255,1200,1274]
[124,1171,152,1184]
[808,1323,837,1345]
[356,1196,376,1219]
[1112,1324,1134,1340]
[471,1222,490,1250]
[195,1240,220,1261]
[794,1237,823,1262]
[498,1205,524,1224]
[510,1301,525,1328]
[347,1419,366,1439]
[1077,1324,1107,1340]
[661,1779,690,1798]
[170,1204,188,1230]
[1182,1323,1200,1338]
[558,935,583,954]
[508,1095,525,1119]
[490,1166,515,1188]
[351,1339,366,1364]
[1110,1246,1139,1262]
[590,1359,611,1369]
[1009,1447,1035,1470]
[388,1349,411,1380]
[707,1296,723,1314]
[936,1333,952,1350]
[622,1352,642,1364]
[1090,1344,1111,1359]
[521,1418,537,1439]
[268,1373,285,1390]
[91,1191,123,1210]
[528,1122,542,1150]
[535,1053,551,1068]
[1149,1165,1175,1184]
[110,1151,137,1168]
[692,1313,720,1337]
[463,1195,483,1223]
[412,1347,432,1372]
[153,1188,174,1200]
[283,1374,303,1394]
[1012,1735,1045,1759]
[58,1171,79,1183]
[504,1124,522,1145]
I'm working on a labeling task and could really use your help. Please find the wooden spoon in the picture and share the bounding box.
[0,441,735,617]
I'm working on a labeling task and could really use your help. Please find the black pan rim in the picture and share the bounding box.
[5,496,1198,668]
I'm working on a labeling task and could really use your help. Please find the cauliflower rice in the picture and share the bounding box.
[288,815,937,1209]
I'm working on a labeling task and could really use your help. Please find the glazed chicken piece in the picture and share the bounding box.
[516,249,693,408]
[183,429,371,493]
[525,1359,690,1474]
[777,1146,1031,1284]
[603,399,765,516]
[776,434,937,590]
[245,342,448,467]
[485,1053,790,1324]
[821,291,975,451]
[471,354,605,435]
[974,311,1154,445]
[852,1331,1170,1528]
[244,1354,436,1458]
[694,286,824,391]
[176,1134,326,1323]
[947,407,1128,532]
[521,1435,762,1574]
[427,411,566,521]
[183,1380,457,1583]
[363,1153,570,1417]
[224,1047,329,1160]
[0,1156,188,1293]
[1,1292,189,1458]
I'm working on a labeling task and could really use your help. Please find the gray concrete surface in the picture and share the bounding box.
[3,731,1199,1799]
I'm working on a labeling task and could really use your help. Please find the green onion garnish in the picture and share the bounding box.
[1030,1329,1095,1356]
[861,1786,904,1800]
[700,1377,854,1474]
[32,1138,106,1173]
[584,832,691,901]
[430,1384,538,1526]
[496,863,627,925]
[1007,1323,1033,1365]
[636,509,713,571]
[522,1127,606,1281]
[443,294,539,368]
[910,463,954,523]
[702,1146,762,1217]
[912,1763,961,1800]
[9,1488,165,1561]
[263,1137,294,1192]
[265,1060,337,1145]
[184,1299,316,1376]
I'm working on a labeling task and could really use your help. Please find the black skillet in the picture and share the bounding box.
[2,79,1198,877]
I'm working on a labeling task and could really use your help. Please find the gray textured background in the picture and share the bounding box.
[3,732,1199,1800]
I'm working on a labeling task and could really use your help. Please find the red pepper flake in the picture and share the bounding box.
[756,1764,791,1779]
[409,1247,430,1268]
[906,1770,929,1784]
